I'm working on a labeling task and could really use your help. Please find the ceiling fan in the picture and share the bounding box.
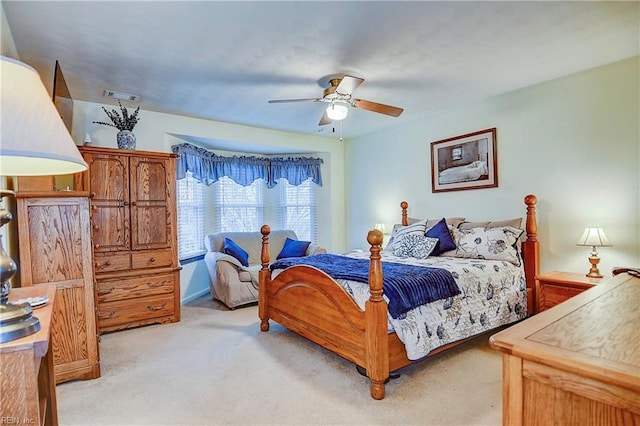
[268,75,404,126]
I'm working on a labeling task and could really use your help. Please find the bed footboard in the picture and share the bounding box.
[259,225,391,399]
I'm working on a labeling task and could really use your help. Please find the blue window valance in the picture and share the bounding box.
[171,143,323,187]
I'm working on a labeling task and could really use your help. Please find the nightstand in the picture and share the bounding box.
[535,271,603,313]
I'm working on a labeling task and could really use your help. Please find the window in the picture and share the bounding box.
[214,176,264,232]
[278,178,316,241]
[176,172,205,260]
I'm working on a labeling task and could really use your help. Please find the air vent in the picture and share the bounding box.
[103,89,139,102]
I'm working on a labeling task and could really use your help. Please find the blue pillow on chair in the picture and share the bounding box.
[426,218,456,256]
[277,237,311,260]
[223,238,249,267]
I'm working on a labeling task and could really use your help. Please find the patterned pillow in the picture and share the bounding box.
[393,234,440,259]
[383,220,427,253]
[449,226,524,265]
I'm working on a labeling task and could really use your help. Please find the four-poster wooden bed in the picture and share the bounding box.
[258,194,540,400]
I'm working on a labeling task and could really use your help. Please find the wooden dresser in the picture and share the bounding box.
[1,285,58,426]
[76,146,181,333]
[16,190,100,384]
[490,272,640,425]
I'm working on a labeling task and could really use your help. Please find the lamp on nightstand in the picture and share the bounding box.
[374,223,387,245]
[576,227,612,279]
[0,56,88,342]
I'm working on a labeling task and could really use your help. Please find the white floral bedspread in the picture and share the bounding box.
[337,251,527,360]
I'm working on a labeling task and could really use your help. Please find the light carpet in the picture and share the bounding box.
[57,295,504,425]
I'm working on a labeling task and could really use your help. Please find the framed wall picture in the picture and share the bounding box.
[431,128,498,193]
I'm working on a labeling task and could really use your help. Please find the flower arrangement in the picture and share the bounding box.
[93,100,140,132]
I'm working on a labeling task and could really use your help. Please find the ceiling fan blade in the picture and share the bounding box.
[268,98,321,103]
[318,110,332,126]
[335,75,364,95]
[353,99,404,117]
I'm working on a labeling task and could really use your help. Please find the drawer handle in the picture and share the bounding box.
[147,281,165,288]
[147,303,167,312]
[122,284,138,291]
[149,257,156,263]
[100,287,115,295]
[105,311,116,319]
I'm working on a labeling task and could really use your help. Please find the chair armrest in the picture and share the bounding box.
[306,243,327,255]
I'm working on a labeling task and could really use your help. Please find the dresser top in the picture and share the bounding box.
[490,273,640,391]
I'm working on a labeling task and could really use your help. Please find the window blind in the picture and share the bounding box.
[176,172,205,260]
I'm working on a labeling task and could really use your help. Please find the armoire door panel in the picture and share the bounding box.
[130,157,169,202]
[131,204,170,249]
[91,203,130,252]
[86,154,129,202]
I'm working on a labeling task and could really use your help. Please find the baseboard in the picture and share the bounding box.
[181,288,211,304]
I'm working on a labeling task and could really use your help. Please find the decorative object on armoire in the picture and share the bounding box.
[0,56,88,343]
[76,146,181,333]
[576,227,612,278]
[116,130,136,150]
[83,132,93,146]
[93,99,140,149]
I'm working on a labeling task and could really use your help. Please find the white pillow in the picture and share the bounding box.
[383,220,427,253]
[393,234,439,259]
[447,226,524,265]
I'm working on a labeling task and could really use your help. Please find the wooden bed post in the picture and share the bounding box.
[522,195,539,315]
[365,229,389,400]
[400,201,409,226]
[259,224,271,332]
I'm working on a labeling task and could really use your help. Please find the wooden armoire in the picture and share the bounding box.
[16,189,100,384]
[76,146,181,333]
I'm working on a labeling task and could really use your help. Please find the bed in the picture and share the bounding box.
[258,194,540,399]
[438,160,488,184]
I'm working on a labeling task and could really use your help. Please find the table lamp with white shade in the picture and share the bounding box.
[0,56,88,342]
[576,227,613,279]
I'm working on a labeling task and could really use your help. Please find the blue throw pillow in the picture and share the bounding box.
[426,218,456,256]
[223,238,249,267]
[277,237,311,260]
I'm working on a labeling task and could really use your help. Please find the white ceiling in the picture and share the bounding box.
[3,1,639,141]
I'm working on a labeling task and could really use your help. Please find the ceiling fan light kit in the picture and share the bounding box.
[268,74,403,126]
[326,103,348,121]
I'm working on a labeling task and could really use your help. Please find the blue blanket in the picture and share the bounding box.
[270,254,460,319]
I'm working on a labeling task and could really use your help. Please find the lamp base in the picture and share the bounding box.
[586,254,603,279]
[0,301,41,343]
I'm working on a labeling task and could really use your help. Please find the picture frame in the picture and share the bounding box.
[430,128,498,193]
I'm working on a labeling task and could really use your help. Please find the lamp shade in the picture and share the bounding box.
[326,103,348,121]
[0,56,87,176]
[576,227,612,247]
[374,223,386,234]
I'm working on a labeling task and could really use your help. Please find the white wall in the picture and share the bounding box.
[345,57,640,278]
[71,102,346,302]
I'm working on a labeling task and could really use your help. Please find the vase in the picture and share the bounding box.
[117,130,136,150]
